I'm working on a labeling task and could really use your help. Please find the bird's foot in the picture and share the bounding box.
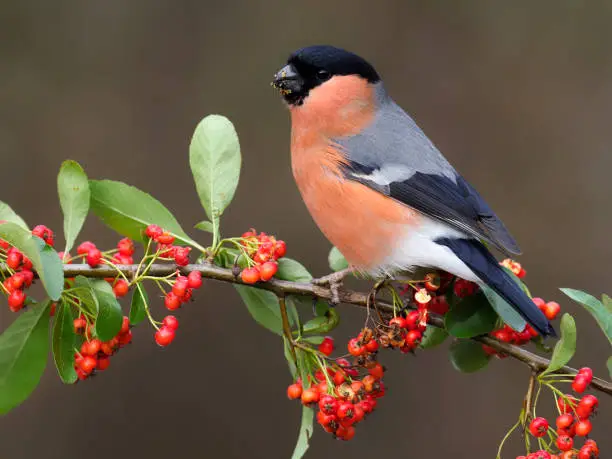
[312,267,354,305]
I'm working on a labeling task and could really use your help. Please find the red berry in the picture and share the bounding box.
[79,356,97,375]
[429,296,450,315]
[388,316,407,329]
[172,276,189,298]
[112,253,134,265]
[9,273,25,290]
[584,440,599,456]
[318,337,334,356]
[532,297,546,309]
[100,342,116,356]
[336,402,355,422]
[77,241,96,255]
[405,310,421,330]
[113,279,129,297]
[574,419,592,437]
[21,256,32,271]
[578,367,593,383]
[154,326,175,346]
[405,329,422,346]
[259,261,278,281]
[164,292,181,310]
[86,248,102,267]
[578,447,596,459]
[187,271,203,289]
[32,225,54,246]
[8,290,26,311]
[556,413,574,429]
[424,272,440,292]
[336,424,355,441]
[491,328,513,343]
[96,356,110,371]
[6,250,22,269]
[557,395,577,413]
[274,240,287,259]
[319,395,339,415]
[368,362,385,380]
[333,370,346,386]
[81,339,102,356]
[118,330,133,346]
[173,246,191,266]
[73,317,87,333]
[117,238,134,256]
[157,232,175,245]
[347,338,365,357]
[119,316,130,335]
[240,267,260,284]
[556,435,573,452]
[543,301,561,320]
[162,315,179,331]
[454,279,478,297]
[578,394,598,413]
[364,338,379,353]
[352,403,365,423]
[572,374,589,394]
[528,417,549,438]
[145,225,163,240]
[300,388,320,405]
[287,383,302,400]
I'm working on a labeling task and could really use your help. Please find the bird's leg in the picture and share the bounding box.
[312,267,355,305]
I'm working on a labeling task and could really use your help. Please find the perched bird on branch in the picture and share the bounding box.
[272,45,555,337]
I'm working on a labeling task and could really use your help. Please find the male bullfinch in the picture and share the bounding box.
[272,45,555,337]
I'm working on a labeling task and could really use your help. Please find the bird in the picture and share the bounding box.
[271,45,555,337]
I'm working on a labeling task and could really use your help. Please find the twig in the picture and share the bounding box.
[2,262,611,396]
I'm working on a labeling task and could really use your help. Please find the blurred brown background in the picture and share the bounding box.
[1,1,610,458]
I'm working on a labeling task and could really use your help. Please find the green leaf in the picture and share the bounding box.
[283,336,297,379]
[194,220,214,233]
[420,326,449,349]
[0,300,51,414]
[89,180,203,250]
[129,283,148,325]
[276,258,313,282]
[328,246,348,272]
[301,310,340,335]
[234,285,297,335]
[0,222,64,300]
[90,279,123,341]
[607,356,612,380]
[189,115,241,242]
[302,336,326,345]
[449,339,490,373]
[560,288,612,345]
[541,313,577,376]
[0,201,28,229]
[480,284,527,332]
[52,301,77,384]
[445,292,498,338]
[291,406,314,459]
[57,160,90,253]
[74,276,99,316]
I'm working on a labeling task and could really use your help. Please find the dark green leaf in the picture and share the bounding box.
[420,326,449,349]
[0,222,64,300]
[74,276,99,316]
[0,301,51,414]
[234,285,297,335]
[129,283,148,325]
[291,406,314,459]
[89,180,203,250]
[302,336,326,345]
[449,339,490,373]
[194,220,214,233]
[0,201,28,229]
[445,292,498,338]
[90,279,123,341]
[283,336,297,379]
[328,246,348,272]
[57,160,90,253]
[277,258,313,282]
[301,310,340,335]
[52,301,77,384]
[541,313,577,376]
[296,348,312,388]
[480,284,527,332]
[561,288,611,345]
[189,115,241,241]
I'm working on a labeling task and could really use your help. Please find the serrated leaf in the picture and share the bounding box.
[0,201,28,229]
[89,179,203,250]
[52,301,77,384]
[194,220,214,233]
[0,300,51,414]
[90,279,123,341]
[561,288,611,345]
[129,283,148,325]
[291,406,314,459]
[541,313,577,376]
[234,285,297,335]
[449,339,490,373]
[0,222,64,300]
[189,115,241,242]
[445,292,498,338]
[328,246,348,272]
[277,258,312,282]
[420,326,449,349]
[57,160,90,253]
[480,284,527,332]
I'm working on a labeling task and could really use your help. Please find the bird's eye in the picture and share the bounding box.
[317,69,331,81]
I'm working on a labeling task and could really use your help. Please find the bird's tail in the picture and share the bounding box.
[436,237,556,337]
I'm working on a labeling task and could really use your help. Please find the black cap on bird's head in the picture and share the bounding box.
[272,45,380,105]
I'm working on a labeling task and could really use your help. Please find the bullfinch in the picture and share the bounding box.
[272,45,555,337]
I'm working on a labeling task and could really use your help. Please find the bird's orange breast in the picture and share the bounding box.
[288,76,419,270]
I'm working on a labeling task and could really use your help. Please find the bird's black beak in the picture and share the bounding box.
[272,64,304,95]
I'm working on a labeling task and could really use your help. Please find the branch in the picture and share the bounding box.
[5,262,612,396]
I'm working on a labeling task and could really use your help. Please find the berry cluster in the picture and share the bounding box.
[145,224,192,266]
[287,332,386,441]
[73,315,132,381]
[376,311,425,353]
[517,368,600,459]
[1,225,55,311]
[238,229,286,284]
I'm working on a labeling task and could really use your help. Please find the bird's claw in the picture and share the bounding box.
[312,268,353,306]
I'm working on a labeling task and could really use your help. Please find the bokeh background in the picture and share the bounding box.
[1,1,611,458]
